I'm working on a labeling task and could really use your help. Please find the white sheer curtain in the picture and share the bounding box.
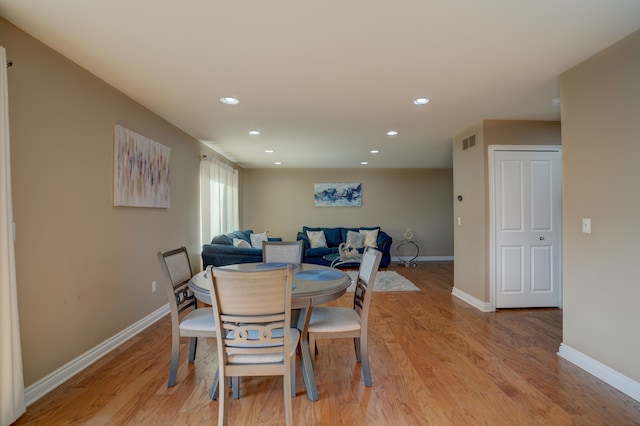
[200,157,239,247]
[0,47,26,426]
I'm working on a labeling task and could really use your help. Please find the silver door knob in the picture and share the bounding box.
[539,236,544,240]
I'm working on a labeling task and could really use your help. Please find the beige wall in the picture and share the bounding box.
[1,19,212,386]
[560,29,640,381]
[452,122,486,300]
[483,120,561,146]
[241,168,454,257]
[452,120,561,301]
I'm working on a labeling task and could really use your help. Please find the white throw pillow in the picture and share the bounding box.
[250,232,269,248]
[359,228,379,248]
[306,230,328,248]
[346,230,366,249]
[233,238,251,248]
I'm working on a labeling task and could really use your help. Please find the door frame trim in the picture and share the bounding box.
[488,145,563,311]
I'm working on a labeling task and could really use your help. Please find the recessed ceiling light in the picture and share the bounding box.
[387,130,399,136]
[249,130,260,135]
[413,98,430,105]
[220,97,239,105]
[265,149,274,153]
[274,161,282,165]
[370,150,380,154]
[361,161,369,165]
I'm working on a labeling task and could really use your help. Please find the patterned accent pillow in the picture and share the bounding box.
[250,231,269,248]
[233,238,251,248]
[359,228,379,248]
[306,230,328,248]
[346,230,366,249]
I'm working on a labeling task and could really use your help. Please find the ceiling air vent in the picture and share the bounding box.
[462,134,477,151]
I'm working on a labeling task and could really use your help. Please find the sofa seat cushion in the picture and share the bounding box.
[305,247,338,257]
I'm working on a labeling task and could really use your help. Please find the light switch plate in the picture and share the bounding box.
[582,218,591,234]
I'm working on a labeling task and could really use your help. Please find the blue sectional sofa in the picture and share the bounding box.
[201,230,282,267]
[296,226,392,267]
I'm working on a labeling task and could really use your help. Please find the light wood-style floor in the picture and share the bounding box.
[15,262,640,425]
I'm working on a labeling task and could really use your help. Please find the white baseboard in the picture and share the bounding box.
[24,304,170,407]
[451,287,493,312]
[558,343,640,402]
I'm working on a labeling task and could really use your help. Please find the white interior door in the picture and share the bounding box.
[493,148,562,308]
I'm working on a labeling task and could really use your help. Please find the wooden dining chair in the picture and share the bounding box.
[208,265,299,426]
[307,247,382,386]
[157,247,217,388]
[262,240,304,264]
[262,240,304,352]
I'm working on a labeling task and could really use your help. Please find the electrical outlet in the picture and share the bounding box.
[152,281,157,293]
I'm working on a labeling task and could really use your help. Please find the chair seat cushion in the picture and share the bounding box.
[179,308,216,332]
[308,307,361,333]
[227,329,300,364]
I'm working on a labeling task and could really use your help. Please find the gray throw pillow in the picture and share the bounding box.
[346,230,366,248]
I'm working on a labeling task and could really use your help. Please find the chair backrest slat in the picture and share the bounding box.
[353,248,382,317]
[262,241,304,264]
[157,247,197,316]
[163,248,193,287]
[210,266,294,359]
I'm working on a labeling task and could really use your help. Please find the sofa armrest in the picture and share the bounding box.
[377,230,393,251]
[296,231,311,249]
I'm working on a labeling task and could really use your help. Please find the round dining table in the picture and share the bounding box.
[189,262,352,402]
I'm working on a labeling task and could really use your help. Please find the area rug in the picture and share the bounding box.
[346,270,420,292]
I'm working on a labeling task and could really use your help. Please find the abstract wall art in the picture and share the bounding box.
[114,124,170,208]
[314,182,362,207]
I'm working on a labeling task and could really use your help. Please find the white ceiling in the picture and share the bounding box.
[1,1,639,168]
